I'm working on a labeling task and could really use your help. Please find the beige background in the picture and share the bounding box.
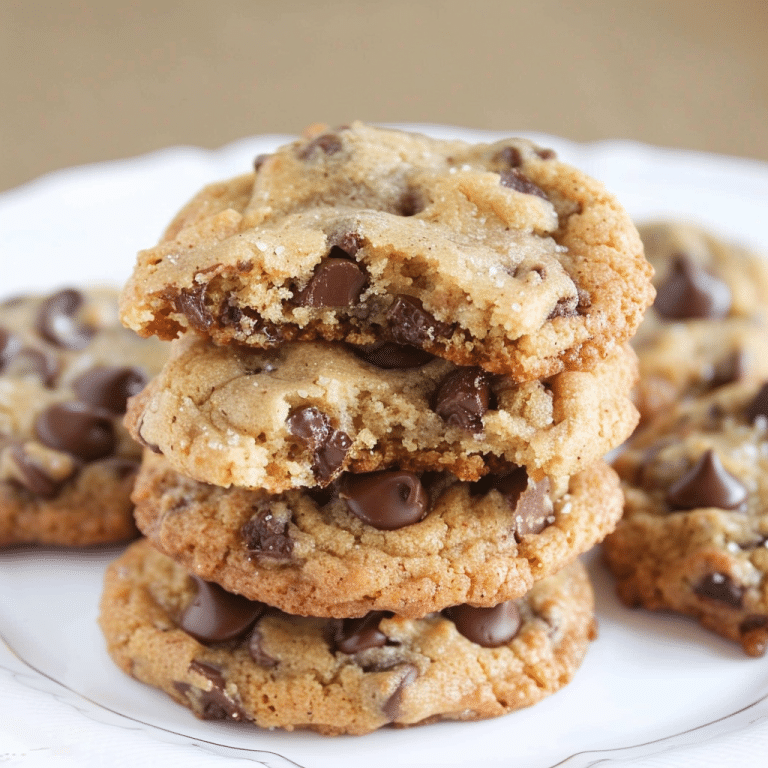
[2,0,768,193]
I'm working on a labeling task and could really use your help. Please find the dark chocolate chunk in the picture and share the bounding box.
[35,289,95,350]
[179,576,265,644]
[1,347,59,386]
[495,145,523,169]
[299,133,343,160]
[666,449,748,511]
[443,601,522,647]
[174,284,213,332]
[746,382,768,424]
[499,169,548,200]
[339,470,428,530]
[380,663,419,721]
[473,467,553,540]
[185,661,245,721]
[386,295,454,348]
[241,503,294,559]
[6,445,74,498]
[73,366,147,414]
[653,254,731,320]
[693,573,744,608]
[432,366,491,434]
[294,257,367,307]
[328,611,391,654]
[286,406,351,484]
[35,402,116,462]
[349,340,434,369]
[248,626,279,667]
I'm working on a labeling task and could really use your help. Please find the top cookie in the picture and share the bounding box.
[121,122,653,381]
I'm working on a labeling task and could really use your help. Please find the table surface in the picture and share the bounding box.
[2,0,768,192]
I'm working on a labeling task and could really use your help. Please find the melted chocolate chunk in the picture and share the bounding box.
[349,340,434,369]
[294,257,367,307]
[174,284,213,332]
[380,663,419,721]
[328,611,392,654]
[499,169,548,200]
[183,661,245,721]
[746,382,768,424]
[693,573,744,608]
[666,450,748,511]
[443,601,522,647]
[1,347,59,386]
[473,467,553,540]
[35,402,116,462]
[286,406,351,484]
[339,470,428,530]
[432,367,491,434]
[6,445,74,498]
[386,295,453,348]
[248,626,279,667]
[241,503,294,559]
[299,133,343,160]
[179,576,266,644]
[654,254,731,320]
[73,366,147,414]
[35,289,95,350]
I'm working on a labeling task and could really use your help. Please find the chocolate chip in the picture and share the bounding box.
[693,573,744,608]
[35,402,116,462]
[495,146,523,169]
[473,467,553,540]
[294,257,367,307]
[73,366,147,414]
[248,625,279,667]
[241,503,294,560]
[339,470,428,530]
[35,289,95,350]
[184,661,245,721]
[380,663,418,721]
[666,449,748,511]
[499,169,548,200]
[443,601,522,647]
[710,349,749,389]
[536,147,556,160]
[746,383,768,424]
[654,254,731,320]
[349,340,435,369]
[328,611,392,654]
[432,367,491,434]
[174,284,213,332]
[218,302,242,328]
[0,347,59,386]
[179,576,265,644]
[386,295,454,348]
[328,231,364,257]
[253,153,270,171]
[299,133,343,160]
[6,445,73,498]
[286,406,351,484]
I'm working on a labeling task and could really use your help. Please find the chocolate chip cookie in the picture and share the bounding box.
[132,450,621,618]
[120,122,654,382]
[632,222,768,420]
[99,539,596,735]
[0,289,166,546]
[605,379,768,656]
[126,334,638,492]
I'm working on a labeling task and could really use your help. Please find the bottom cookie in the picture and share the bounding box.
[99,539,596,735]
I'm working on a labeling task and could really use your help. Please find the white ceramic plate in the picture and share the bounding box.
[2,126,768,768]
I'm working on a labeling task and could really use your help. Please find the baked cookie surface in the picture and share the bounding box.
[605,380,768,656]
[120,122,653,381]
[632,222,768,419]
[0,288,166,546]
[132,451,621,618]
[99,539,596,735]
[127,334,638,491]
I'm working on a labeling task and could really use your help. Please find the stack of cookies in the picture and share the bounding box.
[99,123,654,734]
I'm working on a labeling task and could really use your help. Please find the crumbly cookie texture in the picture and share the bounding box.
[132,450,621,618]
[126,334,638,491]
[632,221,768,420]
[99,539,596,735]
[605,380,768,656]
[0,289,167,546]
[120,122,653,382]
